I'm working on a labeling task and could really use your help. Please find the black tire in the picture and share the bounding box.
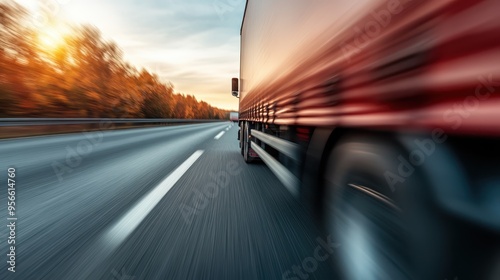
[243,121,255,163]
[323,135,449,280]
[240,123,244,156]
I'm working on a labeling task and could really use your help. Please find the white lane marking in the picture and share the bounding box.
[104,150,204,246]
[226,127,230,131]
[214,131,225,140]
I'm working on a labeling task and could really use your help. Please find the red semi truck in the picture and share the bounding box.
[232,0,500,279]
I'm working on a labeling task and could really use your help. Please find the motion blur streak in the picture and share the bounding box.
[239,0,500,135]
[235,0,500,278]
[0,123,333,280]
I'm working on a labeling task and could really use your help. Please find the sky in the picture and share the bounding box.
[16,0,246,110]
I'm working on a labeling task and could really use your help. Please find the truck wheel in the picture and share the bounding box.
[243,121,255,163]
[323,135,448,280]
[240,124,244,156]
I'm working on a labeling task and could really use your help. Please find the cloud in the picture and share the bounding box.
[58,0,244,110]
[135,0,244,110]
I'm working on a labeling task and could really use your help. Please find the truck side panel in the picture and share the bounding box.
[240,0,500,136]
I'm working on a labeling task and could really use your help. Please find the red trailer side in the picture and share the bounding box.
[233,1,500,279]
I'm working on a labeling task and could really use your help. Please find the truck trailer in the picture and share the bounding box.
[229,112,239,122]
[232,0,500,279]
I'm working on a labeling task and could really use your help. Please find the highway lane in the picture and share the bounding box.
[0,123,334,280]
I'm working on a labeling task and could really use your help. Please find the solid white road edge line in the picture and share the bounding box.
[104,150,205,246]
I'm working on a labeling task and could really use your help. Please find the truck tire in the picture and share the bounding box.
[240,124,244,156]
[242,121,255,163]
[323,135,449,280]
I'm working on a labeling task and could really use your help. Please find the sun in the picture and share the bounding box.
[37,24,69,52]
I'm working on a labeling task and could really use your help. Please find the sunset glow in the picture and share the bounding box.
[37,25,68,52]
[12,0,244,110]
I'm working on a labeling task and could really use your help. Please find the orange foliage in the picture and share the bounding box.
[0,1,229,119]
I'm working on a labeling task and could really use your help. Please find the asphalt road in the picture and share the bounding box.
[0,123,334,280]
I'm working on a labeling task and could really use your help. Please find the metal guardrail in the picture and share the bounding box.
[0,118,225,127]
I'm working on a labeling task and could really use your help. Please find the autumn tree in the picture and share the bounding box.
[0,1,229,119]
